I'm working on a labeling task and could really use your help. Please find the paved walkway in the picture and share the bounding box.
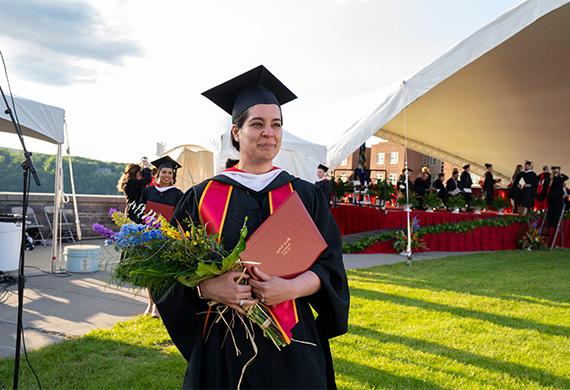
[0,239,477,358]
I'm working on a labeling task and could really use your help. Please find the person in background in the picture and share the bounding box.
[116,158,152,222]
[535,165,551,211]
[315,164,332,205]
[517,160,538,215]
[413,171,430,204]
[546,166,568,228]
[433,172,449,204]
[149,167,159,187]
[421,166,432,186]
[140,156,184,318]
[483,163,501,206]
[446,168,461,196]
[397,168,413,196]
[459,164,473,207]
[508,164,523,213]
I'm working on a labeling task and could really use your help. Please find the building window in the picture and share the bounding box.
[340,158,348,166]
[376,152,385,165]
[388,173,398,183]
[390,152,398,164]
[376,172,385,181]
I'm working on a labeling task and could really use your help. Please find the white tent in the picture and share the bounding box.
[213,128,327,183]
[326,0,570,180]
[160,144,214,192]
[0,95,79,271]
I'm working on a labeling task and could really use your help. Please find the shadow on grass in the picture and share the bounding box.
[351,287,570,338]
[349,324,570,388]
[334,357,444,389]
[348,252,570,306]
[0,336,185,389]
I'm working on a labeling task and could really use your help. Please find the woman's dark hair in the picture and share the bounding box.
[225,158,240,169]
[230,106,283,152]
[117,163,141,193]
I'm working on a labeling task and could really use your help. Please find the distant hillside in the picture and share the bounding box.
[0,147,127,195]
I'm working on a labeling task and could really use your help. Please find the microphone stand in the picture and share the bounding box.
[0,84,41,390]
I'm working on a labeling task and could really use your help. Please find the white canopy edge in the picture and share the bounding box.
[327,0,570,178]
[0,95,65,144]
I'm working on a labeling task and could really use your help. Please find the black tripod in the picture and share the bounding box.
[0,84,41,389]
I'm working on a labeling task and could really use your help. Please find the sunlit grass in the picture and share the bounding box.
[1,250,569,389]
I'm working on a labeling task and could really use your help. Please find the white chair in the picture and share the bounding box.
[43,205,75,243]
[11,206,46,246]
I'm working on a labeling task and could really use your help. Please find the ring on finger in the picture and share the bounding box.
[239,299,244,307]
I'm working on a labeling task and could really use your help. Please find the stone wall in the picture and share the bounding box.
[0,192,126,240]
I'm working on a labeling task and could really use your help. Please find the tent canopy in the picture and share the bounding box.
[0,95,65,144]
[327,0,570,180]
[160,144,214,192]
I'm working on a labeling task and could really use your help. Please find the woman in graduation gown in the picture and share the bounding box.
[139,156,184,317]
[156,65,350,389]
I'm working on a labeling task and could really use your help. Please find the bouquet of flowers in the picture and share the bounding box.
[93,209,288,350]
[519,216,546,251]
[392,216,427,253]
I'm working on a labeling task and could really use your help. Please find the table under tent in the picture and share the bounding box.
[0,95,80,272]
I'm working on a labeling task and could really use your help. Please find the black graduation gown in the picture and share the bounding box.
[140,186,184,208]
[508,171,523,202]
[520,170,538,208]
[397,174,409,195]
[547,174,569,227]
[483,171,496,204]
[459,170,473,203]
[413,177,429,196]
[315,179,332,206]
[433,179,449,203]
[156,171,349,389]
[124,168,152,221]
[445,177,459,194]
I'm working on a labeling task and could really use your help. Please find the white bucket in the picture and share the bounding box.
[64,245,101,273]
[0,219,23,272]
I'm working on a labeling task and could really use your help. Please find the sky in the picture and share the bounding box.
[0,0,522,164]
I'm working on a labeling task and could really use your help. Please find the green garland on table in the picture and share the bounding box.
[342,214,531,253]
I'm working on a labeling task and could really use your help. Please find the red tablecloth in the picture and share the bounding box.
[357,220,570,254]
[331,205,504,235]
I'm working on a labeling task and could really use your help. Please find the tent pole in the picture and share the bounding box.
[51,144,63,272]
[402,81,413,265]
[64,120,81,240]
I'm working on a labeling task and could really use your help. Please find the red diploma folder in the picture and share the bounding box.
[240,192,328,279]
[146,201,175,222]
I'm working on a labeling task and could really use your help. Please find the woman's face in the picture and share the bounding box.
[158,167,174,186]
[232,104,282,165]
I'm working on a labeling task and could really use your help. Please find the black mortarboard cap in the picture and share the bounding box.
[552,166,561,170]
[318,164,329,172]
[485,163,492,168]
[525,160,533,165]
[463,164,470,169]
[201,65,297,121]
[151,156,181,171]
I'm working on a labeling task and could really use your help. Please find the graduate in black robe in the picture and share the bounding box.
[156,65,349,389]
[446,169,461,196]
[433,173,449,204]
[315,164,332,206]
[139,156,184,212]
[546,167,568,227]
[482,163,501,206]
[413,172,430,204]
[508,165,523,213]
[518,161,538,214]
[459,164,473,206]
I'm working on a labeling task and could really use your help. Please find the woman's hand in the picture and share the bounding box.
[198,271,257,315]
[249,267,321,306]
[248,267,294,306]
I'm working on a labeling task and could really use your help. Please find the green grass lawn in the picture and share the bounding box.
[1,250,569,389]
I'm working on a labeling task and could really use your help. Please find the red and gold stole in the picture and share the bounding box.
[199,179,299,343]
